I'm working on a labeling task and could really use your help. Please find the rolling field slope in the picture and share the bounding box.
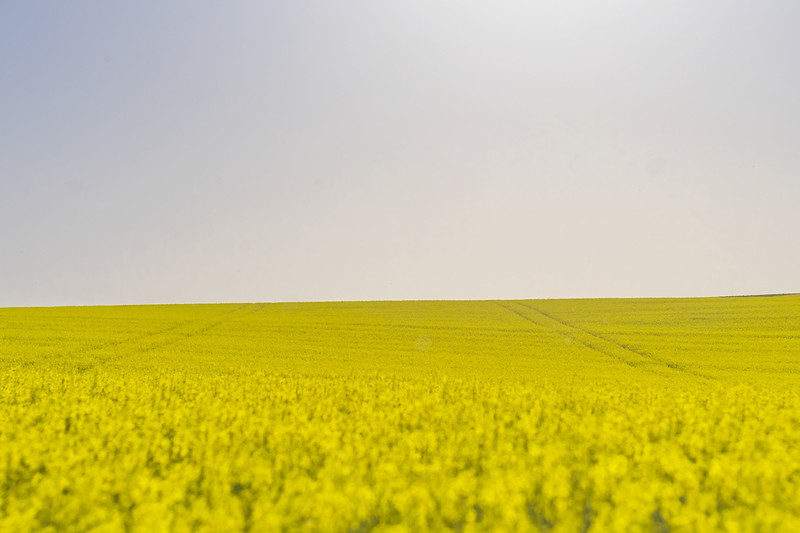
[1,296,799,531]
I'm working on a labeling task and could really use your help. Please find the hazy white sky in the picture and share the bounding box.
[2,1,799,306]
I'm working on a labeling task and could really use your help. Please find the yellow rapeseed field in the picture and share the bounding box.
[1,296,799,532]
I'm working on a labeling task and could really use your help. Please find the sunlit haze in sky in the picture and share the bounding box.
[2,1,799,307]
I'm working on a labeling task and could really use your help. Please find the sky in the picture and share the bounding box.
[2,1,799,307]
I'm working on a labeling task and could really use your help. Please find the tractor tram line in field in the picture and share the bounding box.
[111,303,269,363]
[497,301,713,381]
[496,301,647,372]
[516,302,718,382]
[47,304,261,373]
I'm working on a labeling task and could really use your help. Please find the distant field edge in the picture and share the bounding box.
[2,292,799,310]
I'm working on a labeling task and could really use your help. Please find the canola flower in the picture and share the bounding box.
[1,297,799,531]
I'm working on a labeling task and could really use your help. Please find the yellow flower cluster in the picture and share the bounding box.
[1,297,799,531]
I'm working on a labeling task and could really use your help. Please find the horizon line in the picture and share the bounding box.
[2,292,798,310]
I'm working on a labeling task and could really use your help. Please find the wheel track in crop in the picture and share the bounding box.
[518,302,717,380]
[48,304,263,370]
[496,302,639,371]
[101,303,267,362]
[497,301,715,380]
[65,304,251,356]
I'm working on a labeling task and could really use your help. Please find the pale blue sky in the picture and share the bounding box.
[2,1,799,306]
